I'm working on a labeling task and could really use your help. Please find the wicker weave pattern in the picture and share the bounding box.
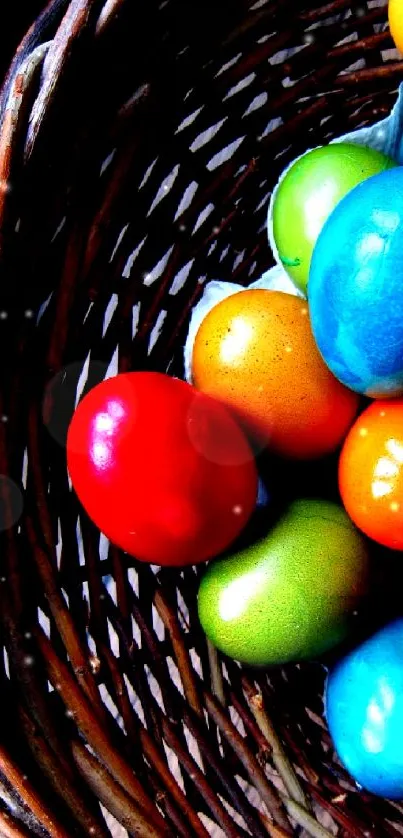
[0,1,402,836]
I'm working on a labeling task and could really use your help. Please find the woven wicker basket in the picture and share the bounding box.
[0,1,402,836]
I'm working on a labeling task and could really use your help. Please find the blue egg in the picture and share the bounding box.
[326,619,403,798]
[309,167,403,397]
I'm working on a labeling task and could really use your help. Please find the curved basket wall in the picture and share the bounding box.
[0,1,402,836]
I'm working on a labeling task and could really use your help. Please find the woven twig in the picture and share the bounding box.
[0,811,33,838]
[0,742,69,838]
[72,740,169,838]
[0,1,401,836]
[35,627,170,835]
[243,678,309,809]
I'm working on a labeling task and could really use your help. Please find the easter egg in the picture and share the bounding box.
[389,0,403,54]
[309,167,403,398]
[339,399,403,550]
[192,289,359,459]
[272,143,395,294]
[326,619,403,798]
[198,499,369,666]
[67,372,257,566]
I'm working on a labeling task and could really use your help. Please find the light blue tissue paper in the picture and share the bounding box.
[336,83,403,162]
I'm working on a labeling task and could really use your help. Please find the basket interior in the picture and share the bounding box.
[0,1,403,836]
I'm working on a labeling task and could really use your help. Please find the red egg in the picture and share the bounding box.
[67,372,257,566]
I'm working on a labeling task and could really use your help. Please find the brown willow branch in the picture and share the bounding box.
[243,677,309,809]
[25,516,106,723]
[72,740,170,838]
[0,743,69,838]
[35,626,170,836]
[0,810,32,838]
[328,30,390,59]
[279,726,320,787]
[307,785,366,838]
[146,774,192,838]
[0,43,48,235]
[204,690,292,834]
[229,691,272,760]
[140,728,210,838]
[259,815,296,838]
[0,587,83,794]
[25,0,102,159]
[282,799,334,838]
[18,703,109,837]
[340,63,403,85]
[154,589,203,717]
[95,0,126,35]
[182,707,268,838]
[96,640,142,750]
[161,717,241,838]
[207,640,226,705]
[0,0,68,117]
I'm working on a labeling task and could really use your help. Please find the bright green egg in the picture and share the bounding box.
[198,499,370,666]
[272,143,396,295]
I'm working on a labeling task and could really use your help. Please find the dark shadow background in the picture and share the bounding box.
[0,2,46,84]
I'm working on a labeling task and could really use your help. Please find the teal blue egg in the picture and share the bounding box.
[326,619,403,798]
[309,167,403,397]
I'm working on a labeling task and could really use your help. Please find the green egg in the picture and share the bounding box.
[272,143,396,295]
[198,499,370,666]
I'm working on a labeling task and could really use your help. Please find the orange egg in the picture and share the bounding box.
[192,289,359,459]
[339,399,403,550]
[389,0,403,54]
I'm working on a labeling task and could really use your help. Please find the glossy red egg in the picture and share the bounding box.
[67,372,258,565]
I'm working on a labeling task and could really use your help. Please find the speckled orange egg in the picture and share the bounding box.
[192,289,359,459]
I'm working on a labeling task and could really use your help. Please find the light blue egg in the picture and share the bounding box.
[326,619,403,798]
[309,167,403,398]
